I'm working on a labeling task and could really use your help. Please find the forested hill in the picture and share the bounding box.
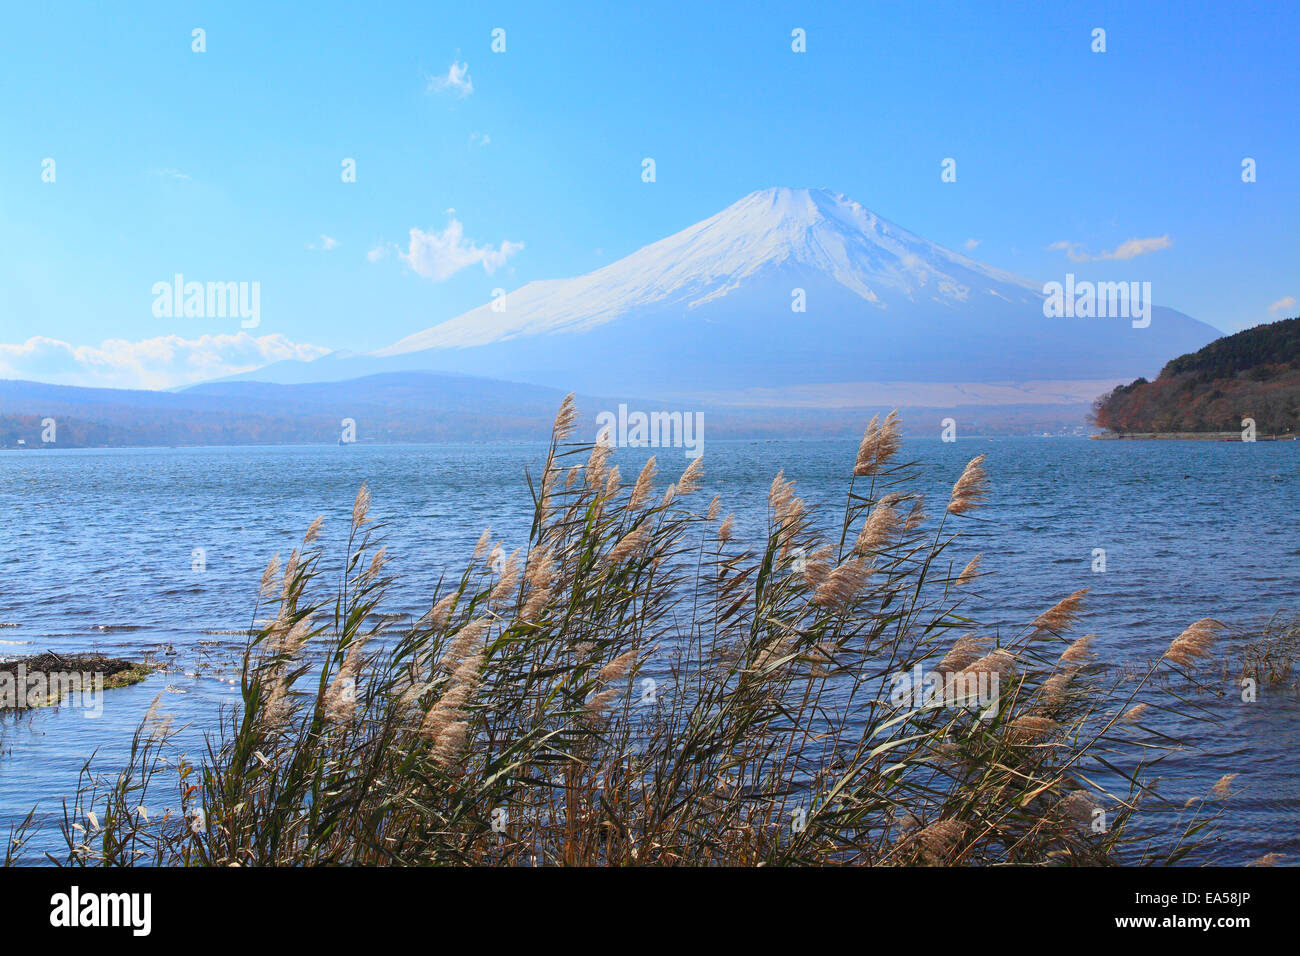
[1093,316,1300,434]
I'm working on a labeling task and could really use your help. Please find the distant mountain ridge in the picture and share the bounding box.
[1093,316,1300,434]
[0,371,1099,450]
[0,373,571,448]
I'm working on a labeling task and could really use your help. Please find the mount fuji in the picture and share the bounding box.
[236,188,1220,406]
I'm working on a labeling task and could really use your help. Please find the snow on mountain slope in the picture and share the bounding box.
[377,187,1043,354]
[227,187,1219,403]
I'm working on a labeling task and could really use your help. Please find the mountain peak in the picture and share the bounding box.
[709,186,880,240]
[368,188,1216,398]
[733,185,847,214]
[731,186,926,236]
[378,187,1037,355]
[736,185,853,207]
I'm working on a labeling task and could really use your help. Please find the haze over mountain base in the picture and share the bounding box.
[659,379,1126,409]
[0,371,1099,450]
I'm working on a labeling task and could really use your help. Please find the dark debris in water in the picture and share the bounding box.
[0,652,154,707]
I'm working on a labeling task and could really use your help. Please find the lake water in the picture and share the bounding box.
[2,437,1297,864]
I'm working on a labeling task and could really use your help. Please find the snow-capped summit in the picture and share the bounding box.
[378,187,1042,354]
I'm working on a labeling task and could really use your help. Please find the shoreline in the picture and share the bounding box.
[1091,432,1297,441]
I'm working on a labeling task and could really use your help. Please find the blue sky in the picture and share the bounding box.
[1,0,1295,388]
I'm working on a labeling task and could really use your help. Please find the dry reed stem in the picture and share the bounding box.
[946,454,989,515]
[352,483,372,529]
[1059,635,1096,665]
[955,554,981,588]
[915,819,966,864]
[854,410,901,477]
[854,503,899,555]
[1032,589,1088,634]
[1165,618,1225,668]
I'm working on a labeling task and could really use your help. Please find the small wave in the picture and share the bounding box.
[91,624,147,632]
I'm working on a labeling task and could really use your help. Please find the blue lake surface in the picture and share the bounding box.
[1,437,1297,863]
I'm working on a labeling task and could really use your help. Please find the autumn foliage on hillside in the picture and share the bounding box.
[1093,317,1300,434]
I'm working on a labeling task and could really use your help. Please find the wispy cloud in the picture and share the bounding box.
[149,168,190,181]
[308,234,340,251]
[963,238,980,251]
[396,218,522,281]
[469,131,490,147]
[427,61,473,97]
[1046,241,1080,260]
[366,246,389,263]
[1100,235,1173,260]
[0,333,329,390]
[1047,235,1171,262]
[1268,295,1296,314]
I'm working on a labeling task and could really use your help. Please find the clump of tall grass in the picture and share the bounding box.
[1232,611,1299,686]
[39,398,1223,866]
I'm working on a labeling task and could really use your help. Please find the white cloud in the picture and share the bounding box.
[1046,240,1084,261]
[1268,295,1296,314]
[366,245,389,263]
[469,131,490,147]
[149,168,190,181]
[427,61,473,97]
[1100,235,1172,260]
[0,333,330,390]
[397,219,523,281]
[308,234,340,251]
[963,238,980,250]
[1048,235,1171,262]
